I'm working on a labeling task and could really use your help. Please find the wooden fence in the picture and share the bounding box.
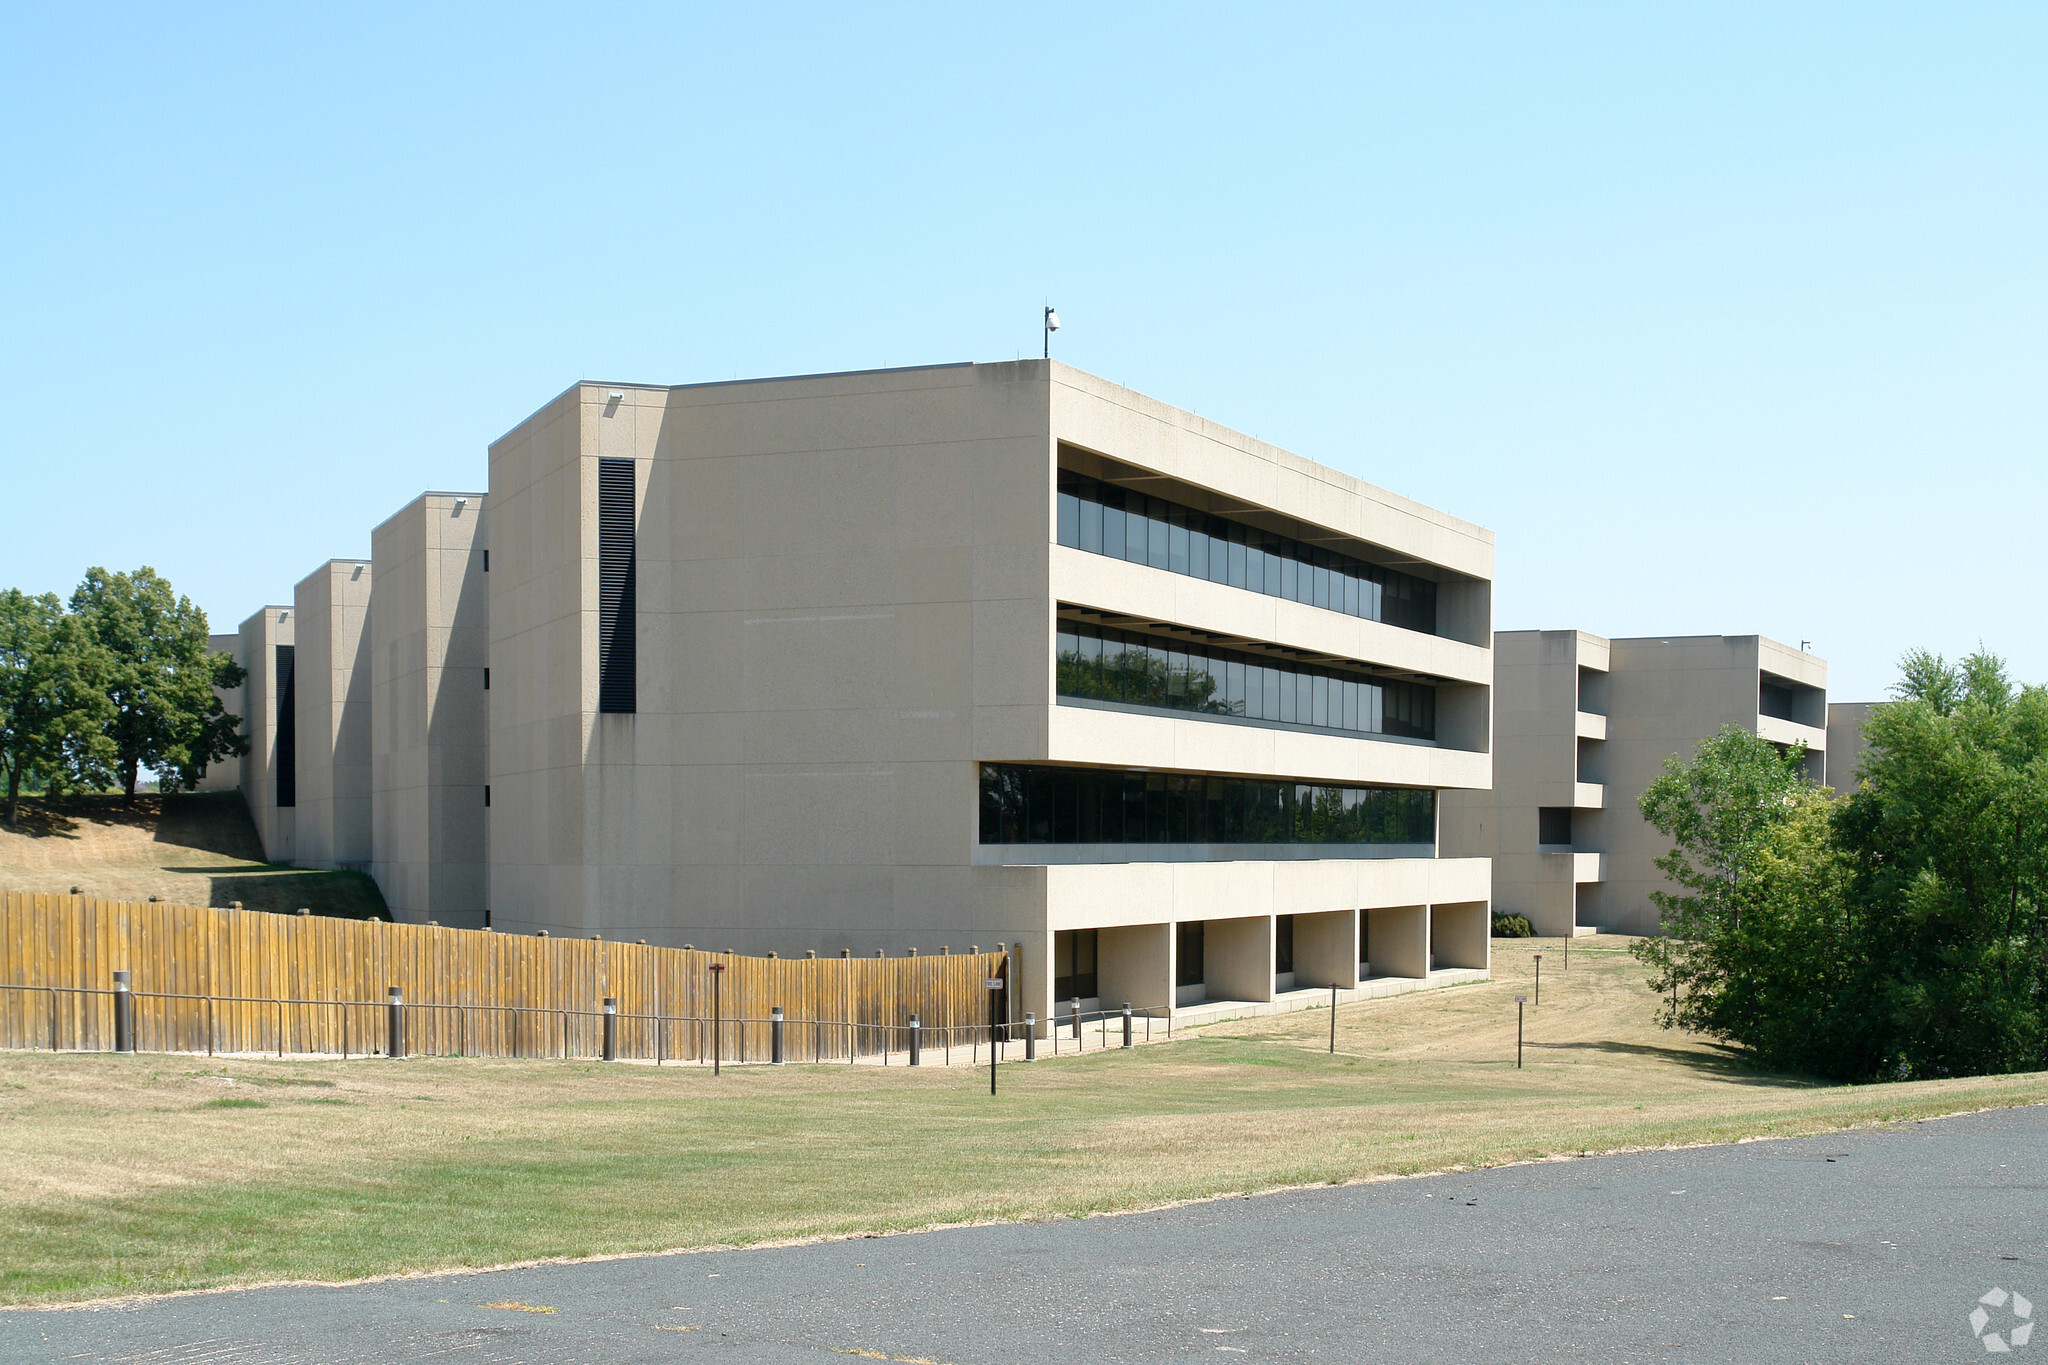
[0,892,1009,1063]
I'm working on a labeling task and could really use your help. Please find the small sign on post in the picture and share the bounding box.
[984,977,1004,1094]
[708,962,726,1076]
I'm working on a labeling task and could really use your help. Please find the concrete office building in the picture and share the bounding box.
[224,360,1497,1026]
[1444,631,1827,938]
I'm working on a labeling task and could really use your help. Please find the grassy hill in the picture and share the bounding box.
[0,792,387,919]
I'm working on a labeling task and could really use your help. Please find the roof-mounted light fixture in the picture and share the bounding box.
[1043,306,1061,359]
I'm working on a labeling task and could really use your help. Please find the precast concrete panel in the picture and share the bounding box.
[370,493,487,925]
[292,560,373,871]
[236,607,295,862]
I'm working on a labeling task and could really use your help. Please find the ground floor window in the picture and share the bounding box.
[1053,928,1098,1001]
[1177,922,1205,986]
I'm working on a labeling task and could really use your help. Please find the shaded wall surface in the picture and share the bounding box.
[236,607,295,863]
[371,494,488,926]
[293,561,373,871]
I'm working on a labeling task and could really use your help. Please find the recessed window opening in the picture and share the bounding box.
[1054,929,1098,1001]
[597,458,636,714]
[274,644,296,808]
[1177,922,1205,987]
[1539,807,1573,847]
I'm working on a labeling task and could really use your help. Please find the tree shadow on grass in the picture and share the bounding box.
[1533,1038,1821,1087]
[0,802,91,839]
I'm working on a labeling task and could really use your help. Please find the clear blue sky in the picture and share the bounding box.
[4,4,2041,701]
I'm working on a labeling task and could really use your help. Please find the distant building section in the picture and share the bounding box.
[1443,631,1828,938]
[1826,700,1879,796]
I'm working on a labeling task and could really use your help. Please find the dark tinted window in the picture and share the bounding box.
[979,764,1436,848]
[1539,807,1573,846]
[1055,613,1436,741]
[597,457,637,714]
[1054,929,1099,1001]
[1057,470,1438,634]
[1177,922,1205,986]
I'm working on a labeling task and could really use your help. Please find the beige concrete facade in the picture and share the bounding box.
[1441,630,1610,936]
[1448,631,1826,938]
[483,360,1494,1028]
[291,561,374,871]
[235,607,296,862]
[369,493,489,926]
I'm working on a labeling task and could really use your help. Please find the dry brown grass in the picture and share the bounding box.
[2,937,2043,1305]
[0,793,386,917]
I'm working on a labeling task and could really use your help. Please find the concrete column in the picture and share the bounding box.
[1204,915,1274,1004]
[1431,901,1490,971]
[1097,922,1170,1013]
[1365,905,1428,979]
[1291,908,1359,990]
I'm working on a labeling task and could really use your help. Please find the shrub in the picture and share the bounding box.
[1491,914,1533,938]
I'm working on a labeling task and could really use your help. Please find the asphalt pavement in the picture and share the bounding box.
[9,1104,2045,1364]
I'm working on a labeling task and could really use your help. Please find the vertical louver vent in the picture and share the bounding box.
[597,457,637,714]
[274,644,297,807]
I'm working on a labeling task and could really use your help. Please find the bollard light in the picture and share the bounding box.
[112,970,134,1054]
[386,987,405,1059]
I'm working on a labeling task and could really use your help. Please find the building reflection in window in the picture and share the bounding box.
[1056,616,1435,740]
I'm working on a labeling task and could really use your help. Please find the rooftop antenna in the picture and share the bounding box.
[1801,640,1811,652]
[1043,305,1060,360]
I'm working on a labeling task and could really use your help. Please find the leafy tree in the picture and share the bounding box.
[0,589,116,821]
[1835,650,2048,1079]
[68,567,246,799]
[1632,651,2048,1082]
[1630,728,1840,1050]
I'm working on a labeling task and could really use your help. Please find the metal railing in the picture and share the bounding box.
[0,982,1167,1067]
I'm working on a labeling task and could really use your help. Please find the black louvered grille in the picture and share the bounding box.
[274,643,297,807]
[597,458,637,714]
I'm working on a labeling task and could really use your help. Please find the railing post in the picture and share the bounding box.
[112,971,133,1053]
[602,997,618,1061]
[1024,1012,1036,1061]
[771,1006,785,1065]
[1071,996,1081,1041]
[909,1013,921,1067]
[386,987,404,1059]
[1122,1001,1133,1049]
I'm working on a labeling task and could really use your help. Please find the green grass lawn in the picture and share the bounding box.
[3,942,2044,1306]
